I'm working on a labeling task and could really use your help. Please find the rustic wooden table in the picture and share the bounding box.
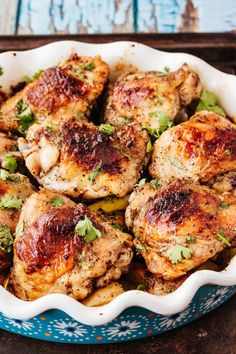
[0,295,235,354]
[0,33,235,353]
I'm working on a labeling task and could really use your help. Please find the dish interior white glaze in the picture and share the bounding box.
[0,40,236,325]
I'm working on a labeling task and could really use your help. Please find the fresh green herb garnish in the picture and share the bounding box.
[16,99,35,131]
[135,178,146,187]
[137,284,147,291]
[0,169,9,181]
[219,202,230,209]
[0,66,3,76]
[51,197,65,207]
[0,225,13,253]
[0,194,22,210]
[114,145,131,160]
[81,62,95,70]
[167,154,187,170]
[99,124,115,135]
[216,230,231,247]
[75,215,101,243]
[146,140,152,153]
[75,113,83,120]
[23,75,32,83]
[157,111,174,133]
[122,118,132,125]
[167,245,192,264]
[196,90,226,117]
[15,222,24,237]
[135,243,146,252]
[33,69,44,80]
[224,149,232,156]
[45,124,54,132]
[111,223,125,231]
[150,179,160,189]
[186,235,196,244]
[88,162,103,183]
[2,156,17,173]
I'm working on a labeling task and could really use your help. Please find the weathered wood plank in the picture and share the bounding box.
[136,0,236,33]
[0,0,19,35]
[17,0,133,34]
[137,0,183,33]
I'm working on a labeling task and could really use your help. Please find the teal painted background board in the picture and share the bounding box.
[0,0,235,34]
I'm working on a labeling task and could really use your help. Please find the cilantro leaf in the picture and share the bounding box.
[167,153,187,170]
[113,145,131,160]
[135,242,146,252]
[88,162,103,184]
[219,202,230,209]
[224,149,232,156]
[33,69,44,80]
[75,215,101,243]
[196,90,226,117]
[216,230,231,247]
[16,99,35,131]
[0,194,22,210]
[0,225,13,253]
[81,62,95,70]
[99,124,115,135]
[146,140,152,153]
[137,284,146,291]
[0,169,9,181]
[51,197,65,207]
[167,244,192,264]
[135,178,146,187]
[145,111,174,140]
[150,179,160,189]
[2,156,17,173]
[186,235,196,244]
[15,222,24,237]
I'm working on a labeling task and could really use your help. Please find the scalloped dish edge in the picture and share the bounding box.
[0,40,235,325]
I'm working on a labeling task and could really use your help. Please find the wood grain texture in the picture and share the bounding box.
[0,0,19,35]
[17,0,133,34]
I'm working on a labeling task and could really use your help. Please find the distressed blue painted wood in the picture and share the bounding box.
[0,0,235,35]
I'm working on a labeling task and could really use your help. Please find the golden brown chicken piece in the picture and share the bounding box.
[125,180,236,280]
[0,172,35,274]
[10,190,133,301]
[104,63,202,130]
[18,119,150,199]
[0,54,109,132]
[149,111,236,183]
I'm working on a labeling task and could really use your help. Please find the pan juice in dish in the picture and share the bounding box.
[0,42,235,342]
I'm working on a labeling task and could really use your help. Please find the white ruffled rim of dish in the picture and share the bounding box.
[0,40,235,325]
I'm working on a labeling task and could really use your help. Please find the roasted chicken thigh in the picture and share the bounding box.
[0,54,109,132]
[11,190,133,300]
[149,111,236,182]
[126,180,236,280]
[18,120,150,198]
[104,63,202,130]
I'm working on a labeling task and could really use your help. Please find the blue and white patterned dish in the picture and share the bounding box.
[0,285,235,343]
[0,41,236,343]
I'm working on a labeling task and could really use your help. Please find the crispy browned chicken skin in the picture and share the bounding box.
[104,63,202,129]
[125,180,236,280]
[18,119,150,198]
[0,173,35,274]
[149,111,236,183]
[10,190,133,301]
[0,54,109,132]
